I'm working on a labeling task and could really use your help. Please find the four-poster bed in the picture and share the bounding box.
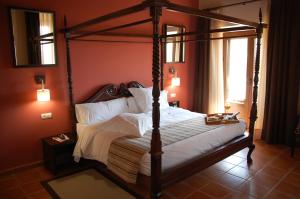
[62,0,264,198]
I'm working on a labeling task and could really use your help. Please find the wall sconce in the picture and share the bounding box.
[171,77,181,87]
[169,66,181,87]
[35,75,50,102]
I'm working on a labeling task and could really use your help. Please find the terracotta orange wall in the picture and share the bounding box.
[0,0,198,172]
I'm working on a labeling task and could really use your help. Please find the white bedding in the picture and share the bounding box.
[73,107,246,175]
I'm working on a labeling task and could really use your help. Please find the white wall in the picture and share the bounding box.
[199,0,269,24]
[199,0,242,10]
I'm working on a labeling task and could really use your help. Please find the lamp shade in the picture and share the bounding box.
[171,77,181,87]
[37,89,50,102]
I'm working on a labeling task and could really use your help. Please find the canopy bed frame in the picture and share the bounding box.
[62,0,264,198]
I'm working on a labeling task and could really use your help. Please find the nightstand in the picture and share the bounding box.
[42,133,76,174]
[169,100,180,108]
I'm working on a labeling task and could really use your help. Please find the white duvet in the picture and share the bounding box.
[73,107,202,164]
[73,107,246,175]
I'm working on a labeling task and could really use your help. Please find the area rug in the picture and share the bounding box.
[42,169,136,199]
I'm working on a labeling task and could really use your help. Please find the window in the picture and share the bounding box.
[226,38,248,103]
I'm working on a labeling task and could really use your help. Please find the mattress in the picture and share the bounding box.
[139,120,246,176]
[74,107,246,176]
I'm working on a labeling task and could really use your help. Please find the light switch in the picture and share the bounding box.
[41,112,52,120]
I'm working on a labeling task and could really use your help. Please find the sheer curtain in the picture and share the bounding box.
[39,12,55,64]
[208,21,225,114]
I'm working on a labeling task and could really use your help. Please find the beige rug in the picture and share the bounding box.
[44,169,135,199]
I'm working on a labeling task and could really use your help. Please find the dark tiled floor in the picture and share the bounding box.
[1,137,300,199]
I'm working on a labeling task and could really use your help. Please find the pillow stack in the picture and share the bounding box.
[75,87,169,124]
[128,87,169,113]
[75,98,129,124]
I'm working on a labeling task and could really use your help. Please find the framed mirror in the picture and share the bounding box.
[9,7,57,67]
[163,25,186,63]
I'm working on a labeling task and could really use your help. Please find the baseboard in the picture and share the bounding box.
[0,160,43,177]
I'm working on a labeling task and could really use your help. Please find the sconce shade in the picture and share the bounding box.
[37,89,50,102]
[171,77,181,87]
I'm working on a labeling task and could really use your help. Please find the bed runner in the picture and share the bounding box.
[107,117,221,183]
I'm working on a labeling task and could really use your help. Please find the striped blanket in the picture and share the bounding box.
[107,117,221,183]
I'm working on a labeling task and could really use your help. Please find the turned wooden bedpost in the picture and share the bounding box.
[247,9,263,163]
[160,37,164,90]
[64,16,76,135]
[150,2,163,199]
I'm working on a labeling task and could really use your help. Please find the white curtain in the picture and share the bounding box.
[39,12,55,65]
[208,26,225,114]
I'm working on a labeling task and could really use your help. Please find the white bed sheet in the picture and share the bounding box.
[74,107,246,175]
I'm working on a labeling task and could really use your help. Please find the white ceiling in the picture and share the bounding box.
[198,0,256,9]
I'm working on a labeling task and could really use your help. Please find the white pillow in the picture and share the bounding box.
[75,97,129,124]
[160,90,169,109]
[126,97,141,113]
[101,113,152,137]
[128,87,169,113]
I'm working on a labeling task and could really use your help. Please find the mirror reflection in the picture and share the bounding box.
[10,8,56,66]
[164,25,186,63]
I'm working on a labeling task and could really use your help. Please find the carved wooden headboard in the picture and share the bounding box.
[82,81,145,103]
[70,81,144,135]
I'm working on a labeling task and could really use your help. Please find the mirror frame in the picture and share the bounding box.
[162,24,186,64]
[8,6,58,68]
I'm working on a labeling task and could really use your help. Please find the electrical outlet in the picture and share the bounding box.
[41,112,52,120]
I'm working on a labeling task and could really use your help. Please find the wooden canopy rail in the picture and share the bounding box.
[161,26,256,38]
[63,1,264,198]
[162,34,257,44]
[69,33,257,44]
[64,3,149,33]
[166,2,259,27]
[71,32,153,38]
[70,38,153,44]
[69,18,153,40]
